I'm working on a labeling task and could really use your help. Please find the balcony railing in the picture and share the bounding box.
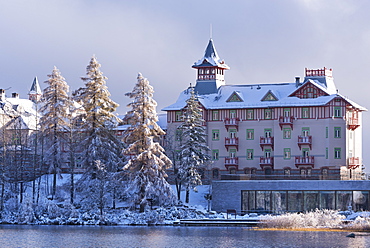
[348,157,360,170]
[297,135,312,150]
[224,118,240,131]
[279,116,294,130]
[260,136,274,150]
[225,137,239,151]
[225,157,239,170]
[347,116,360,131]
[295,156,314,167]
[260,157,274,168]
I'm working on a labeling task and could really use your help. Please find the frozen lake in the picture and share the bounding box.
[0,225,369,247]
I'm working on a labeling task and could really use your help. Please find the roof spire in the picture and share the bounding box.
[28,77,42,103]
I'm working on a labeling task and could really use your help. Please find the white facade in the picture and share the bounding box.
[163,39,366,181]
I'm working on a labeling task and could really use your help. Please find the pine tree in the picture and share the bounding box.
[123,73,175,212]
[39,66,73,199]
[178,86,211,203]
[73,56,123,173]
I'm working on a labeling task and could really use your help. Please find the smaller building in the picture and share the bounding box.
[212,180,370,213]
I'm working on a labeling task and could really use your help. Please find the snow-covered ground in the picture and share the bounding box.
[2,174,370,228]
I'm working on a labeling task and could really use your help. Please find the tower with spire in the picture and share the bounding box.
[192,39,229,95]
[28,77,42,103]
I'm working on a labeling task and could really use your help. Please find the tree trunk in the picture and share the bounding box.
[52,172,57,199]
[185,188,189,204]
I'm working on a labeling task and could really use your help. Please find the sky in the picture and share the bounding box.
[1,0,369,171]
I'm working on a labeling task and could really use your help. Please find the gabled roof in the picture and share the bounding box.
[29,77,42,95]
[261,90,278,101]
[226,91,244,102]
[192,39,230,69]
[289,80,330,97]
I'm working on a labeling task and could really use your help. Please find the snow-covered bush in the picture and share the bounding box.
[260,209,345,229]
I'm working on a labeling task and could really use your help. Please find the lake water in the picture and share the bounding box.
[0,225,369,248]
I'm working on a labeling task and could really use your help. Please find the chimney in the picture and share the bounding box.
[12,92,19,99]
[295,77,300,88]
[0,89,5,101]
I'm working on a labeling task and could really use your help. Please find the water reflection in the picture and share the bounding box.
[0,225,369,248]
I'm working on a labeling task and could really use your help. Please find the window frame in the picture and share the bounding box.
[283,128,291,139]
[334,127,341,138]
[247,149,254,160]
[212,149,219,161]
[284,148,291,160]
[334,147,341,159]
[302,107,309,118]
[246,129,254,140]
[212,129,220,141]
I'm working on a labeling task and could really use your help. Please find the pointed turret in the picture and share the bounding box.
[28,77,42,103]
[192,39,229,95]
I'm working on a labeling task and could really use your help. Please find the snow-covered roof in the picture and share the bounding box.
[192,39,229,69]
[163,81,367,111]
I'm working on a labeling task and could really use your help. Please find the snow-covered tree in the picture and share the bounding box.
[177,86,211,203]
[73,56,123,173]
[39,66,73,199]
[123,73,175,212]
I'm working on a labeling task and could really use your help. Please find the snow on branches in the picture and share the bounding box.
[123,73,175,212]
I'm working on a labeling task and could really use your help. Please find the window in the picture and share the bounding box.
[322,168,328,176]
[302,148,309,157]
[175,111,182,122]
[247,109,254,120]
[302,127,310,136]
[302,108,309,118]
[334,107,342,117]
[264,128,272,138]
[251,168,256,174]
[212,130,219,141]
[334,127,341,138]
[230,110,236,118]
[212,110,219,121]
[212,150,219,161]
[229,129,237,138]
[284,168,291,176]
[326,148,328,159]
[284,148,291,160]
[264,109,272,119]
[307,168,312,177]
[247,149,254,160]
[300,169,306,176]
[265,149,271,158]
[334,148,341,159]
[326,127,328,138]
[284,108,291,117]
[283,128,291,139]
[246,129,254,140]
[229,149,236,158]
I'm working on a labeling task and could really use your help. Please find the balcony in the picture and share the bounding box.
[347,115,360,131]
[297,135,312,150]
[295,156,314,167]
[259,157,274,169]
[260,136,274,150]
[224,118,240,131]
[348,157,360,170]
[279,116,294,130]
[225,137,239,151]
[225,157,239,170]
